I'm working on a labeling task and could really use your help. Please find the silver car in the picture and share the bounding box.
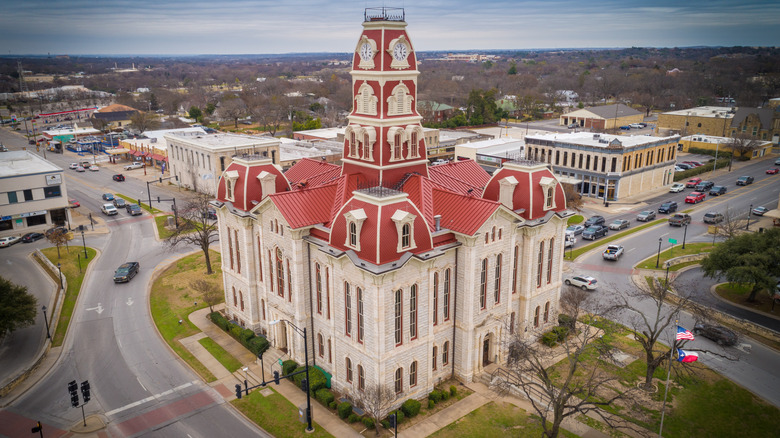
[637,210,656,222]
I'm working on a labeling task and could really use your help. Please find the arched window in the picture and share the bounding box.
[350,132,357,157]
[494,254,502,304]
[235,229,241,274]
[267,250,273,292]
[544,302,550,323]
[318,333,324,357]
[534,306,540,328]
[537,241,544,288]
[394,367,403,394]
[443,341,449,365]
[512,245,519,294]
[328,338,332,363]
[432,273,439,326]
[346,358,353,383]
[232,287,237,306]
[227,228,234,270]
[498,228,502,240]
[287,259,292,302]
[410,284,418,340]
[480,259,487,309]
[491,226,496,242]
[257,236,263,281]
[410,361,418,387]
[276,248,285,297]
[357,287,364,343]
[239,291,244,311]
[316,263,323,314]
[432,346,438,370]
[547,238,554,284]
[401,224,411,249]
[443,268,451,320]
[394,289,403,345]
[261,299,266,320]
[358,365,365,390]
[345,282,352,336]
[326,267,331,319]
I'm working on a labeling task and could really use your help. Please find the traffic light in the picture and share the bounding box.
[235,384,242,399]
[301,378,308,393]
[273,371,280,385]
[67,380,79,407]
[388,413,397,428]
[31,421,42,433]
[80,380,91,403]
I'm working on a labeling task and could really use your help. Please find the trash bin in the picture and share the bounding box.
[605,202,610,207]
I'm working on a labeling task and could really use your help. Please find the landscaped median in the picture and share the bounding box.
[565,216,670,260]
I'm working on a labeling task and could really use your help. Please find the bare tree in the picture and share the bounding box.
[496,288,637,438]
[164,192,220,275]
[190,278,222,313]
[46,228,69,259]
[712,208,746,239]
[217,96,247,128]
[351,383,397,437]
[562,183,583,211]
[728,133,762,160]
[130,111,161,133]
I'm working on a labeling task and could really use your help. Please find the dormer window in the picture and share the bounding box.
[388,127,406,161]
[539,176,557,210]
[391,210,417,252]
[343,208,367,251]
[224,170,239,202]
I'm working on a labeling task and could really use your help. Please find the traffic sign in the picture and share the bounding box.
[278,358,283,366]
[668,238,677,244]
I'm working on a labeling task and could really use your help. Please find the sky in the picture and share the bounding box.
[1,0,779,56]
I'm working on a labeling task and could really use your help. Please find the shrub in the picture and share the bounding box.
[338,401,353,419]
[401,399,421,418]
[440,390,450,401]
[293,366,306,388]
[315,388,335,406]
[541,330,559,347]
[552,325,569,342]
[428,390,442,404]
[282,360,299,377]
[428,400,435,409]
[381,420,390,429]
[329,400,338,409]
[247,336,269,356]
[396,411,405,423]
[449,385,458,397]
[558,313,574,329]
[239,328,255,343]
[348,413,360,423]
[209,311,226,326]
[308,367,328,393]
[362,417,375,429]
[229,324,243,338]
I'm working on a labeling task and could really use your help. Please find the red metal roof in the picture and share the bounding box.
[428,160,491,195]
[483,165,567,220]
[216,160,290,212]
[285,158,341,188]
[270,182,339,229]
[432,187,499,236]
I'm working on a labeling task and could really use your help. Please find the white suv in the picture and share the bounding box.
[565,275,598,290]
[101,203,118,215]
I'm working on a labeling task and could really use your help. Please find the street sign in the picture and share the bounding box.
[278,358,283,366]
[668,238,678,244]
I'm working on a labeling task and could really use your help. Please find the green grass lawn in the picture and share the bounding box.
[429,401,578,438]
[40,245,97,347]
[149,250,222,382]
[232,387,334,438]
[635,242,714,269]
[715,283,775,314]
[198,337,242,372]
[565,218,668,260]
[115,192,162,214]
[568,214,584,225]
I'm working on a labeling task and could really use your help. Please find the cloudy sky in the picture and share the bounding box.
[1,0,778,56]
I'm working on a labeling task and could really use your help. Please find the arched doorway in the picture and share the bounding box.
[482,334,491,366]
[277,321,288,354]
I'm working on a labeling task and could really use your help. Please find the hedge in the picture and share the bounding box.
[401,399,421,418]
[282,360,299,378]
[338,401,353,419]
[292,366,327,394]
[450,385,458,397]
[208,311,270,357]
[428,390,442,404]
[673,157,731,181]
[315,388,335,406]
[362,417,375,429]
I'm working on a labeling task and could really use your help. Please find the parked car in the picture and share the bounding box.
[101,204,118,215]
[113,198,127,208]
[693,323,737,346]
[126,203,143,216]
[582,225,609,240]
[685,178,702,188]
[602,244,624,261]
[767,168,779,175]
[775,158,780,165]
[676,163,692,170]
[638,122,648,128]
[0,236,22,247]
[68,163,79,169]
[694,181,714,191]
[564,234,576,248]
[637,210,657,222]
[89,165,99,171]
[685,191,706,203]
[709,186,727,196]
[669,213,692,227]
[658,201,678,214]
[566,225,585,236]
[629,123,643,129]
[669,183,685,193]
[68,199,80,208]
[583,215,606,227]
[124,162,144,170]
[674,166,685,173]
[75,166,86,172]
[703,212,724,224]
[608,219,630,230]
[752,206,769,216]
[567,123,579,129]
[619,125,631,130]
[735,176,754,186]
[565,275,598,290]
[202,208,217,220]
[21,232,45,243]
[102,193,114,201]
[112,174,126,182]
[113,261,140,283]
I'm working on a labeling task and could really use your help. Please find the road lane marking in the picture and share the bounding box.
[137,377,147,392]
[105,380,199,417]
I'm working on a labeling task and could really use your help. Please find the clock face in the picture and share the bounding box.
[359,42,373,61]
[393,42,408,61]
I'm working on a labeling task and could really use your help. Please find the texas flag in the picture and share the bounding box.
[677,349,699,363]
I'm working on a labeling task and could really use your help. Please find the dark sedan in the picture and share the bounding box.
[113,174,126,182]
[694,323,737,346]
[113,262,140,283]
[21,232,45,243]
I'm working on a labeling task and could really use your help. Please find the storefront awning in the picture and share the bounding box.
[556,175,583,185]
[150,154,166,161]
[105,148,130,155]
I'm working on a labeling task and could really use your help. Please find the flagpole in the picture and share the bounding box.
[658,319,678,438]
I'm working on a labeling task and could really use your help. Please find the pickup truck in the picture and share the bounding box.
[602,245,624,261]
[669,213,692,227]
[124,162,144,170]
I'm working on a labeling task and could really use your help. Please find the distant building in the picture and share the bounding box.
[560,104,643,130]
[92,104,140,130]
[678,135,773,159]
[0,151,70,236]
[729,107,776,143]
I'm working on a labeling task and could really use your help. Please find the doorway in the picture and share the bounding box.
[278,321,288,354]
[482,335,491,366]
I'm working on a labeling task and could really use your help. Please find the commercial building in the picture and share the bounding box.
[656,106,734,137]
[559,104,643,130]
[524,132,680,202]
[678,135,774,160]
[0,151,70,236]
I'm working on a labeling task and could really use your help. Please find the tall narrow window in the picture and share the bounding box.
[268,250,273,292]
[534,306,540,328]
[537,241,544,288]
[394,289,403,345]
[512,245,519,294]
[480,259,487,309]
[443,268,450,320]
[547,238,554,284]
[432,346,438,370]
[443,341,449,365]
[345,282,352,336]
[510,312,515,334]
[227,228,234,270]
[358,365,365,390]
[395,368,403,394]
[232,287,237,306]
[326,267,331,319]
[235,230,240,274]
[410,284,418,340]
[261,299,266,320]
[287,259,292,302]
[494,254,502,304]
[357,287,364,343]
[316,263,323,314]
[318,333,324,357]
[239,291,244,311]
[491,226,496,242]
[346,358,353,383]
[410,361,418,387]
[276,248,284,297]
[401,224,411,249]
[544,301,550,323]
[349,222,357,247]
[257,237,263,281]
[328,339,332,363]
[432,273,439,326]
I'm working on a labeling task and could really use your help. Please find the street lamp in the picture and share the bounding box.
[80,228,88,259]
[57,263,63,290]
[664,262,672,290]
[682,223,688,250]
[42,305,51,339]
[269,319,313,433]
[747,204,752,231]
[655,237,662,269]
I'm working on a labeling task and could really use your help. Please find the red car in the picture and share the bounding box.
[685,177,702,188]
[68,199,80,207]
[685,191,706,203]
[767,168,779,175]
[112,174,126,181]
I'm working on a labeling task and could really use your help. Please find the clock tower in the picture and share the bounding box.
[342,7,428,187]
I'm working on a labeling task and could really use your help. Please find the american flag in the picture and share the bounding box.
[676,325,695,341]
